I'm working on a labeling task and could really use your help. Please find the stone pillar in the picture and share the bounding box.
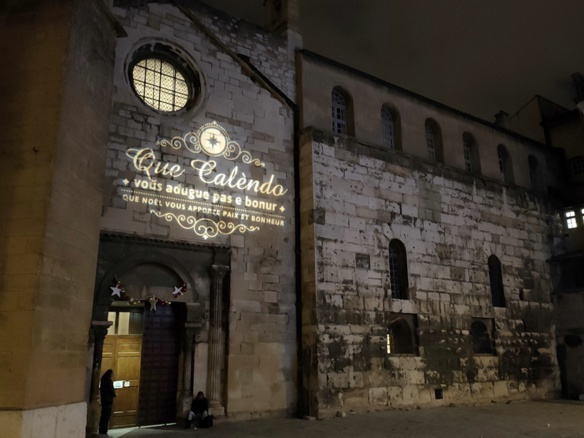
[207,265,229,408]
[86,321,113,436]
[182,324,198,394]
[177,321,201,422]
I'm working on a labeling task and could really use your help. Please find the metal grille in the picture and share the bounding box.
[389,245,400,298]
[381,106,395,149]
[425,122,436,161]
[332,89,347,134]
[132,58,189,112]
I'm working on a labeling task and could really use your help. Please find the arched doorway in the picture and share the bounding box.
[86,233,230,433]
[100,302,185,427]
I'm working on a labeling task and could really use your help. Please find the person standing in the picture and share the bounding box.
[186,391,209,429]
[99,369,116,437]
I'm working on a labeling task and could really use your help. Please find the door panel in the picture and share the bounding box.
[111,336,142,427]
[138,304,183,426]
[101,337,115,375]
[100,335,142,428]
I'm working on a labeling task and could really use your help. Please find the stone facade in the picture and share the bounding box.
[298,52,563,417]
[93,0,297,423]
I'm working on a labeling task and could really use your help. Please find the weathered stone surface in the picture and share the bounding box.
[301,126,560,416]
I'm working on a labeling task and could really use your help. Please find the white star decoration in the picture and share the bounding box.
[110,284,122,297]
[109,280,173,312]
[148,295,157,312]
[122,179,129,185]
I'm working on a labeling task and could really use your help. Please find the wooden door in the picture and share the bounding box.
[100,335,142,428]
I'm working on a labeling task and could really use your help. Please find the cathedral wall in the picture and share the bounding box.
[102,2,296,418]
[0,0,117,435]
[301,129,561,416]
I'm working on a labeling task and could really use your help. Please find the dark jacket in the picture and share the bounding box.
[191,396,209,414]
[100,375,116,406]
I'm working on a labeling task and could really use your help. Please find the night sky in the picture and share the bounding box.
[203,0,584,122]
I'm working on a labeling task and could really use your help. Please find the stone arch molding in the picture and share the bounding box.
[96,250,197,311]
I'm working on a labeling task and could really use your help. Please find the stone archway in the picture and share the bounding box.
[86,233,229,434]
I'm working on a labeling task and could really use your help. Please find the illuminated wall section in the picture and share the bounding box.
[101,2,297,418]
[118,122,288,240]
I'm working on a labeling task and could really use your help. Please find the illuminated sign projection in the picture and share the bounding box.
[119,121,288,239]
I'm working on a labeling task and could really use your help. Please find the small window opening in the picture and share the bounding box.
[387,315,418,355]
[463,142,472,171]
[434,388,443,400]
[566,210,577,229]
[497,144,514,184]
[565,334,583,348]
[426,122,436,161]
[488,255,506,307]
[471,319,494,355]
[332,88,348,135]
[389,239,409,299]
[107,309,144,336]
[425,119,443,163]
[381,106,395,149]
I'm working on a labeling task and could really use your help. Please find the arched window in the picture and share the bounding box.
[497,144,514,184]
[387,317,417,354]
[471,320,493,354]
[528,155,542,192]
[381,105,396,149]
[389,239,408,299]
[425,119,443,163]
[488,255,505,307]
[463,132,480,174]
[332,87,352,135]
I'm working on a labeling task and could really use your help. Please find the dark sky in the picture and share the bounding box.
[203,0,584,121]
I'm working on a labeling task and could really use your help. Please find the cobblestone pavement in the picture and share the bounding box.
[108,400,584,438]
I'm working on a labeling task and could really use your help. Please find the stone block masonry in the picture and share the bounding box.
[0,0,118,436]
[101,2,297,421]
[300,129,561,417]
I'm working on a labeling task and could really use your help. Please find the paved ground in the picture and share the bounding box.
[105,400,584,438]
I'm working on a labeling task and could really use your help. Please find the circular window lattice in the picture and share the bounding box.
[129,44,200,113]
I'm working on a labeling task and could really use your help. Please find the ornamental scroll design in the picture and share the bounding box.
[150,210,259,240]
[158,121,265,168]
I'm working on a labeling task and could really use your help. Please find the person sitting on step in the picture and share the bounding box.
[186,391,209,429]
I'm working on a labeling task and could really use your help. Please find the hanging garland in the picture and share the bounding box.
[110,278,186,311]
